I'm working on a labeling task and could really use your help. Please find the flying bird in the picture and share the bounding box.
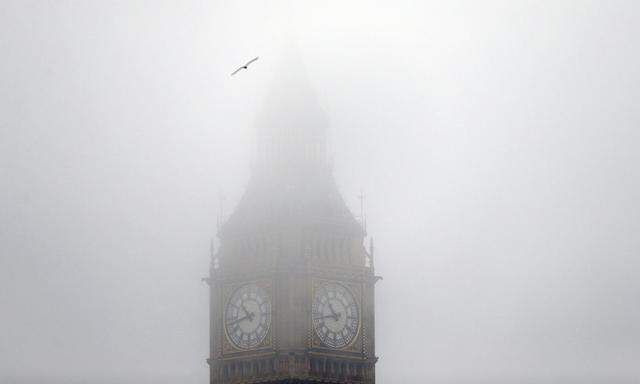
[231,56,259,76]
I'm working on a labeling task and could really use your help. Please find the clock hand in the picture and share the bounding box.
[240,303,255,321]
[327,302,341,321]
[228,314,251,326]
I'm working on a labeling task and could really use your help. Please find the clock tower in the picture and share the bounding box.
[205,56,379,383]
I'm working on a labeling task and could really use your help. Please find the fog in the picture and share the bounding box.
[1,1,640,383]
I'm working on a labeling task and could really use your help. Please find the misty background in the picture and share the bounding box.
[1,1,639,383]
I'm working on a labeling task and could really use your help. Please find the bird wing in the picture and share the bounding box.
[230,66,244,76]
[245,56,259,66]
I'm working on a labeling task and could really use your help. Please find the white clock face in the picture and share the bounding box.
[224,284,271,349]
[312,282,360,349]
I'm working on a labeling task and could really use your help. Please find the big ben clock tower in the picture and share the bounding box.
[205,56,379,384]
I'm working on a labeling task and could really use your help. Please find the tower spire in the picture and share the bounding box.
[220,43,363,238]
[254,44,328,177]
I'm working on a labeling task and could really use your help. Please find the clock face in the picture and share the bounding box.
[312,282,360,349]
[224,283,271,349]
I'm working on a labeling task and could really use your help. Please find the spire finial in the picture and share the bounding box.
[369,237,375,271]
[357,190,367,233]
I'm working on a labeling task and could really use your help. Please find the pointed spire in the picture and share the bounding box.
[254,43,328,177]
[219,41,364,238]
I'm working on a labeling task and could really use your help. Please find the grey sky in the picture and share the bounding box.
[1,1,639,383]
